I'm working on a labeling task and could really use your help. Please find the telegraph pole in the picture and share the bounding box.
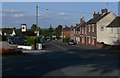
[34,5,39,50]
[36,5,39,36]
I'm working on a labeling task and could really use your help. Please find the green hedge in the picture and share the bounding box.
[63,37,70,43]
[25,36,37,46]
[0,35,7,41]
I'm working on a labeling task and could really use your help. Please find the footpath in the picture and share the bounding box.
[51,40,120,54]
[52,40,98,50]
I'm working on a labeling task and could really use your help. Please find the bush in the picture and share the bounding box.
[63,37,70,43]
[0,35,7,41]
[25,36,37,46]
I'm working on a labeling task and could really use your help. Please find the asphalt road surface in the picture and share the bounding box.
[2,41,120,78]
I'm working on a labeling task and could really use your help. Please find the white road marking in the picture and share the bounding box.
[22,50,51,53]
[3,67,14,72]
[51,43,67,51]
[25,65,37,70]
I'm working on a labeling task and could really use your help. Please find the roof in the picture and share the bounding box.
[107,17,120,27]
[63,26,70,31]
[2,29,22,36]
[75,22,86,31]
[87,12,110,24]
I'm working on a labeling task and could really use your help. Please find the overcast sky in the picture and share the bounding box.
[2,2,118,29]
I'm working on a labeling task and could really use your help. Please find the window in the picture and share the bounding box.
[82,27,84,34]
[82,37,84,43]
[101,27,104,31]
[115,28,119,34]
[88,36,91,44]
[85,27,87,34]
[111,28,113,33]
[92,38,94,45]
[80,27,81,33]
[92,24,94,32]
[89,25,91,32]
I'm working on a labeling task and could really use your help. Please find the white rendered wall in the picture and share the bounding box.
[97,12,116,45]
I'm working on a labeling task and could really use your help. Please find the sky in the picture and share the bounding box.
[2,2,118,29]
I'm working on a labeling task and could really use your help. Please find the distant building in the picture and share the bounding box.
[2,28,22,36]
[21,24,27,32]
[70,26,76,41]
[1,24,36,37]
[62,26,71,38]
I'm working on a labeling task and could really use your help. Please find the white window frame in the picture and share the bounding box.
[88,36,90,44]
[85,27,87,34]
[92,38,94,45]
[92,24,94,32]
[88,25,91,32]
[82,37,84,43]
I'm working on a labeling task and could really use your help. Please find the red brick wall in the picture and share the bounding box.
[63,30,71,38]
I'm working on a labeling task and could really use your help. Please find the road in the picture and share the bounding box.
[2,41,120,77]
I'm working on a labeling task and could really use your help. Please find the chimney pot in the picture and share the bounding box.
[101,8,108,14]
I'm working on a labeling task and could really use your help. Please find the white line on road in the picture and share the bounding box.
[25,65,38,70]
[50,43,67,51]
[3,67,14,72]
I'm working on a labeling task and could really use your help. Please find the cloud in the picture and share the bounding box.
[13,14,24,17]
[2,9,24,13]
[58,12,67,16]
[2,9,25,18]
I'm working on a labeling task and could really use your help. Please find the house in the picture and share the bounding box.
[73,17,86,45]
[106,17,120,45]
[79,22,87,46]
[74,24,80,44]
[86,8,116,48]
[2,28,22,36]
[70,25,76,42]
[62,26,71,38]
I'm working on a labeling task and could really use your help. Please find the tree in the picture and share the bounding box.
[48,25,54,37]
[55,25,62,39]
[30,24,37,32]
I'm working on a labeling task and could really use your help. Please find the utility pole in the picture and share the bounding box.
[35,5,39,50]
[36,5,39,36]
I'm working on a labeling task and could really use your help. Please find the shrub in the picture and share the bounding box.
[0,35,7,41]
[25,36,37,46]
[63,37,70,43]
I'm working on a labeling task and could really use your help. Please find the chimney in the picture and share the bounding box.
[80,17,85,24]
[76,23,78,26]
[101,8,108,14]
[93,12,100,18]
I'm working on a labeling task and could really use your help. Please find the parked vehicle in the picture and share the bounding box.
[68,40,76,45]
[7,35,26,45]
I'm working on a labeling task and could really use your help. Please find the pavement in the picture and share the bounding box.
[2,41,120,77]
[0,41,17,49]
[52,40,98,50]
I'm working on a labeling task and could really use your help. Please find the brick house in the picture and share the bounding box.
[86,8,116,48]
[62,26,71,38]
[73,17,86,45]
[74,24,80,44]
[70,26,76,41]
[79,22,87,46]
